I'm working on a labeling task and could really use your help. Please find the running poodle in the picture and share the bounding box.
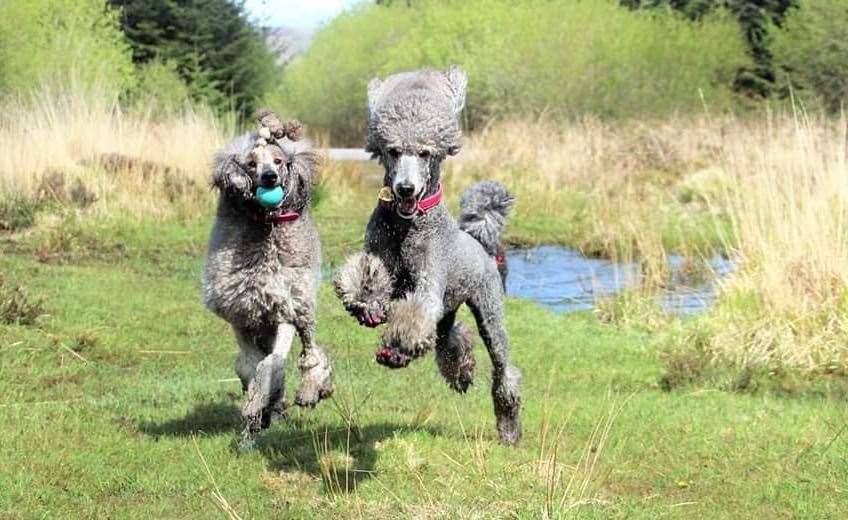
[203,110,333,448]
[333,66,522,445]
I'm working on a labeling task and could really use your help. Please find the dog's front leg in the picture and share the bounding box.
[237,324,294,449]
[333,252,393,327]
[377,285,444,369]
[292,311,334,408]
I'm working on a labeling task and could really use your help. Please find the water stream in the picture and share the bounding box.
[505,246,732,314]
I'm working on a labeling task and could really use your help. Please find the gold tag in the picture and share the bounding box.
[378,186,394,204]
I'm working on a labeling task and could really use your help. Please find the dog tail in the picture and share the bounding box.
[458,181,514,256]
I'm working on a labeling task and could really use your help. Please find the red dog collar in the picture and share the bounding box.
[250,208,300,225]
[378,183,443,218]
[416,183,443,214]
[270,211,300,224]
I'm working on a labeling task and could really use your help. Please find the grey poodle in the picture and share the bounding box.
[333,66,522,445]
[203,110,333,448]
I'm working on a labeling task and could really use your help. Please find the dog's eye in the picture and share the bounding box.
[386,148,400,159]
[418,150,430,159]
[273,157,283,165]
[247,161,256,169]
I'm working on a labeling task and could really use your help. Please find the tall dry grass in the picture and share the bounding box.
[2,90,846,371]
[446,114,848,372]
[0,89,228,218]
[697,112,848,372]
[446,116,737,264]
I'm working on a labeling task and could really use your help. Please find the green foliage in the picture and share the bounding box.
[271,4,415,143]
[0,0,135,98]
[275,0,749,144]
[773,0,848,112]
[109,0,279,119]
[127,59,191,117]
[622,0,798,97]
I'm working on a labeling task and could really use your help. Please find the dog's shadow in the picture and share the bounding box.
[138,396,444,493]
[139,398,242,437]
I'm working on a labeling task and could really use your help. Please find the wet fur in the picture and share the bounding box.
[203,116,333,448]
[334,66,522,445]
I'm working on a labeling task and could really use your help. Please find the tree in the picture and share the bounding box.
[0,0,135,97]
[108,0,278,118]
[621,0,797,97]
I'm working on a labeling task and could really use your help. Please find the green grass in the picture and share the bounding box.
[1,204,846,518]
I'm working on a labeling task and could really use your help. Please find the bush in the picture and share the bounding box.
[0,275,46,326]
[773,0,848,112]
[128,59,191,118]
[0,0,135,98]
[275,0,750,144]
[0,192,39,232]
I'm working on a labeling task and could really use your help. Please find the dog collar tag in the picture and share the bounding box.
[378,186,394,206]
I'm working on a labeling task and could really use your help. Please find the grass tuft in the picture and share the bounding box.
[0,275,46,325]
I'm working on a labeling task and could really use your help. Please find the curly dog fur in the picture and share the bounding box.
[203,110,333,448]
[334,66,522,445]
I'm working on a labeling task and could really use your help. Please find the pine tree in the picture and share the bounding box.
[108,0,278,118]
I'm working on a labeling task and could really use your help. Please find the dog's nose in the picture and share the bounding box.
[396,182,415,198]
[260,169,278,187]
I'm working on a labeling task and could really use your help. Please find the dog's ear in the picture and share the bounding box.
[211,152,251,194]
[288,147,321,205]
[290,149,320,186]
[444,65,467,116]
[367,77,384,116]
[211,152,234,190]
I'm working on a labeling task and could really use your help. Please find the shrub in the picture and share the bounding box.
[128,60,191,118]
[0,0,135,98]
[0,275,46,326]
[773,0,848,112]
[0,192,39,231]
[662,113,848,377]
[275,0,750,144]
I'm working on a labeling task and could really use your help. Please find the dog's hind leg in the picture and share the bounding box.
[293,313,334,408]
[434,310,476,393]
[468,284,522,445]
[236,324,295,449]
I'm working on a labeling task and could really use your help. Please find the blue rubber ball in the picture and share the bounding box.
[256,186,285,208]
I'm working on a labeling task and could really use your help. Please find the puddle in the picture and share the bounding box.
[505,245,732,314]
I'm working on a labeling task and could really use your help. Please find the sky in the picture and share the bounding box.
[243,0,364,28]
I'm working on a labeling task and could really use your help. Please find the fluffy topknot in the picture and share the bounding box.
[255,108,303,142]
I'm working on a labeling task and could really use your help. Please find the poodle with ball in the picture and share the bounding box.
[333,66,522,445]
[203,110,333,448]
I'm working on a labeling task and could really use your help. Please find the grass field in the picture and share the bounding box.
[1,96,847,517]
[1,197,847,518]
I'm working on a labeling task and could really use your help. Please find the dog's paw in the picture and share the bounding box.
[239,413,262,450]
[435,322,476,393]
[378,312,435,368]
[494,365,522,446]
[294,347,334,407]
[377,298,436,368]
[334,252,393,327]
[375,347,413,368]
[348,301,386,328]
[496,414,522,446]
